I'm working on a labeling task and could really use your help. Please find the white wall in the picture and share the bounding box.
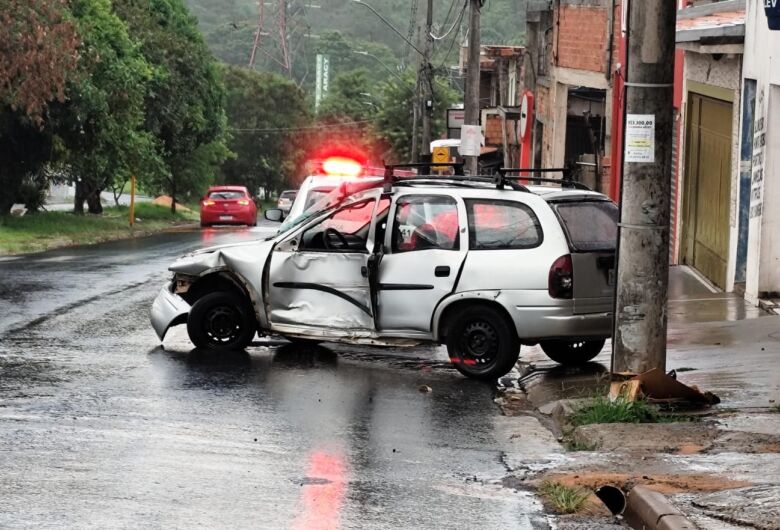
[742,3,780,301]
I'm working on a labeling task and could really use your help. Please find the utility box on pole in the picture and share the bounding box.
[612,0,677,374]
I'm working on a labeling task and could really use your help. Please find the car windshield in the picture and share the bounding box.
[276,181,378,236]
[209,191,245,200]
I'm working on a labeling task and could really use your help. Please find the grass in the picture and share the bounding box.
[569,396,693,426]
[0,203,198,255]
[770,404,780,413]
[539,481,591,514]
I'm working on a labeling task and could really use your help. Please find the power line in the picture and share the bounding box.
[229,118,378,134]
[430,0,467,40]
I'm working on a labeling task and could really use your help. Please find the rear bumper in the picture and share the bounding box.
[513,305,612,341]
[200,208,257,225]
[150,283,191,341]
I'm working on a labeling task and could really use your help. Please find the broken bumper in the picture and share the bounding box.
[150,283,191,341]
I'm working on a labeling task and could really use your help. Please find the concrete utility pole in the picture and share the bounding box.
[464,0,481,175]
[420,0,434,163]
[612,0,677,374]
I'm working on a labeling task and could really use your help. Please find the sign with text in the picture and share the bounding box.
[447,108,465,130]
[766,0,780,30]
[459,125,482,157]
[625,114,655,163]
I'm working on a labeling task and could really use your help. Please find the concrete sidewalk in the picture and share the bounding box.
[503,265,780,529]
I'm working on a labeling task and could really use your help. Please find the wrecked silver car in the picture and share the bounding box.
[151,171,617,380]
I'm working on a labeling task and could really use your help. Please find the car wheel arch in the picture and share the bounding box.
[183,271,259,322]
[434,295,518,343]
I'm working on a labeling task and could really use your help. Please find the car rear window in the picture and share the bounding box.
[209,190,245,200]
[554,200,618,252]
[465,199,542,250]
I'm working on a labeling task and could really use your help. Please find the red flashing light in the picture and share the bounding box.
[322,156,362,178]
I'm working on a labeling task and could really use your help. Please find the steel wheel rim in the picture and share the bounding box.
[458,320,499,367]
[204,305,242,344]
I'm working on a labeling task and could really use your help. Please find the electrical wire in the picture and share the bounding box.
[229,118,379,134]
[430,0,468,40]
[437,0,460,34]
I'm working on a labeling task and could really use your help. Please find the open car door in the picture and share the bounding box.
[266,189,384,337]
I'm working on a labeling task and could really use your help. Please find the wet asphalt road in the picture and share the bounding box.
[0,227,555,529]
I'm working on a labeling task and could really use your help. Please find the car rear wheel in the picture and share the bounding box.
[200,222,210,228]
[445,305,520,381]
[187,291,256,351]
[539,339,606,365]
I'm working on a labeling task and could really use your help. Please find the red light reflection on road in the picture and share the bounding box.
[292,451,347,530]
[201,228,216,244]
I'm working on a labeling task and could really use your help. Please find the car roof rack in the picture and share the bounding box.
[382,163,531,192]
[498,168,593,191]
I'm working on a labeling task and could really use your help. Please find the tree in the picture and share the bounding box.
[0,0,79,120]
[54,0,160,214]
[375,71,458,162]
[0,0,78,215]
[319,69,377,121]
[217,65,310,198]
[113,0,230,212]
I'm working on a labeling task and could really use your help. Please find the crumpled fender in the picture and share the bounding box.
[168,239,275,327]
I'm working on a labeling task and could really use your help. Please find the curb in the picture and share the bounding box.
[625,486,697,530]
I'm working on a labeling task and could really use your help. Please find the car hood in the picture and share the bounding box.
[169,239,275,279]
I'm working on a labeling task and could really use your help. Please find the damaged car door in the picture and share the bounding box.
[376,194,467,333]
[266,190,383,337]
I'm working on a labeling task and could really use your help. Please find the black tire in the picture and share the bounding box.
[445,305,520,381]
[187,291,256,351]
[200,222,210,228]
[540,339,606,365]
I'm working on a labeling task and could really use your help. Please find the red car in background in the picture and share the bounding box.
[200,186,257,227]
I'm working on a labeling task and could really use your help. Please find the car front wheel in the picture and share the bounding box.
[187,291,256,351]
[539,339,606,365]
[445,305,520,381]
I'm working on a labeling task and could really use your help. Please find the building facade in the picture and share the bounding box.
[524,0,620,193]
[740,1,780,303]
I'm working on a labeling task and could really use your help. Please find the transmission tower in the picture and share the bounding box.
[249,0,312,79]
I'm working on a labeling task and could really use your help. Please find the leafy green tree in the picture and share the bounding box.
[53,0,160,214]
[319,69,377,121]
[113,0,230,212]
[0,0,79,215]
[375,71,458,162]
[217,65,310,198]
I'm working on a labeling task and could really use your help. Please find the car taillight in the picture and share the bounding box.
[202,200,215,206]
[548,254,573,299]
[238,200,250,206]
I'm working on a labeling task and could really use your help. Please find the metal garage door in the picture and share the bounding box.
[681,93,732,289]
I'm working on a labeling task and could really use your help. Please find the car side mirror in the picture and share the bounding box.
[265,208,284,222]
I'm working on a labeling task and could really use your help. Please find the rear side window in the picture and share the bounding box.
[465,199,542,250]
[554,201,618,251]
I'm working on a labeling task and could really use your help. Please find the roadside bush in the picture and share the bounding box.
[570,396,664,426]
[540,481,590,514]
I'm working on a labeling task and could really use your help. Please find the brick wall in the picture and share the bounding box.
[556,5,609,73]
[485,115,504,146]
